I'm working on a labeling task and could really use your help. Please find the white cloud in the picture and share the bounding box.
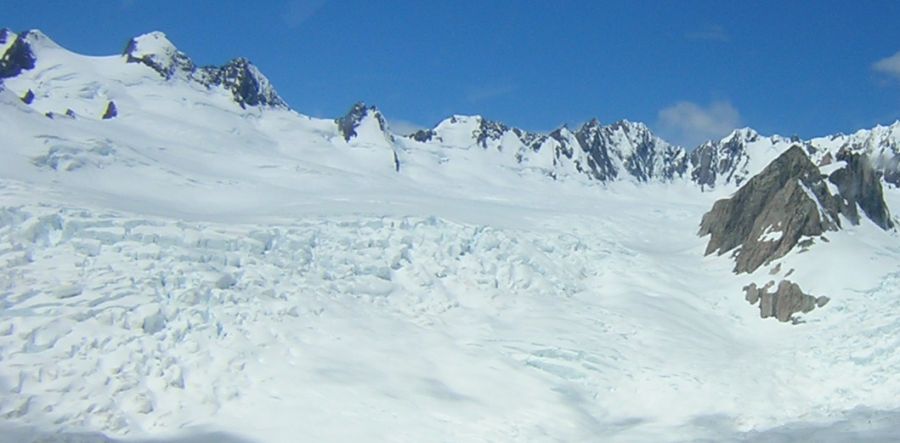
[873,51,900,80]
[686,24,729,42]
[283,0,327,29]
[656,100,742,147]
[387,118,427,136]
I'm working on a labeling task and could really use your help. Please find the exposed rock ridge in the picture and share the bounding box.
[409,116,687,182]
[122,32,287,109]
[197,58,287,109]
[700,145,856,274]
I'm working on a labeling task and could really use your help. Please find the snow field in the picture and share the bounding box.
[1,189,898,442]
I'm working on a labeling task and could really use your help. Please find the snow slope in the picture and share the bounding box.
[2,29,900,442]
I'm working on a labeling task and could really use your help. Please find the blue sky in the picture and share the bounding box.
[3,0,900,146]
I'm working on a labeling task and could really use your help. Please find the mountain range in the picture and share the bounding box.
[3,28,899,191]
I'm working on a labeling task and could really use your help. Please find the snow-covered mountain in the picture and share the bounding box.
[3,28,900,443]
[3,28,900,191]
[690,124,900,188]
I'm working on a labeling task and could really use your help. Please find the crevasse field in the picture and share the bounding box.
[2,31,900,442]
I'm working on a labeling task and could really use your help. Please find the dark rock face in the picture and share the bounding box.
[123,33,287,110]
[700,146,844,273]
[336,102,389,142]
[411,129,435,142]
[829,150,893,229]
[744,280,829,323]
[475,118,510,149]
[575,120,687,182]
[122,36,194,80]
[198,58,287,109]
[21,89,34,104]
[0,32,37,78]
[574,119,619,181]
[690,129,759,188]
[102,101,117,120]
[0,28,12,44]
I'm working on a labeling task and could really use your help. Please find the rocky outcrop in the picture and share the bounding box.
[829,150,893,229]
[744,280,829,323]
[102,101,117,119]
[699,146,846,273]
[123,32,195,80]
[0,31,37,78]
[197,58,287,109]
[700,145,895,274]
[336,102,391,143]
[123,32,286,110]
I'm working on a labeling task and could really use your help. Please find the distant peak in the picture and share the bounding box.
[580,118,602,130]
[336,102,388,141]
[17,29,61,49]
[199,57,287,109]
[445,114,482,125]
[0,30,52,78]
[126,31,176,50]
[123,31,195,79]
[347,101,378,115]
[611,119,650,132]
[724,127,760,142]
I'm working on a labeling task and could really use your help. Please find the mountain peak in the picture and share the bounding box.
[0,30,54,78]
[201,57,287,109]
[724,127,760,143]
[610,119,651,134]
[17,29,61,50]
[582,118,602,129]
[123,31,195,79]
[336,102,389,142]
